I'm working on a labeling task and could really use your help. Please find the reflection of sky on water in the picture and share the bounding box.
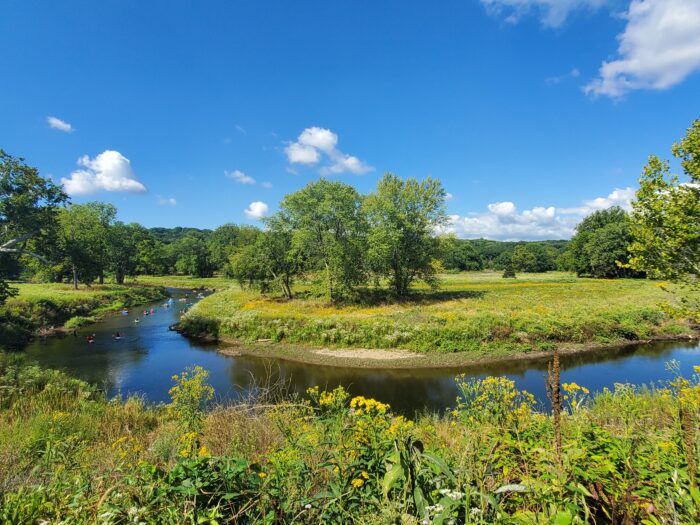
[25,292,700,416]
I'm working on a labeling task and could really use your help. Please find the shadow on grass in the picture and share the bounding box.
[334,288,487,306]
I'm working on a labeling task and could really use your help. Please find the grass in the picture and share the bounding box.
[0,282,167,349]
[131,274,235,290]
[180,271,698,359]
[1,353,698,523]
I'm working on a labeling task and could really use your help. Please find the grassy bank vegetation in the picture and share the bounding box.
[180,272,697,358]
[132,274,235,290]
[0,283,166,349]
[1,353,698,523]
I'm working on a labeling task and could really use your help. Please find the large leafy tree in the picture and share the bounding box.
[0,150,67,303]
[228,215,299,298]
[172,235,215,278]
[280,179,367,301]
[208,223,261,270]
[108,222,149,284]
[364,173,447,296]
[57,203,116,288]
[628,118,700,285]
[136,238,171,275]
[566,207,639,278]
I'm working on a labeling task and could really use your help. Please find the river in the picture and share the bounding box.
[24,288,700,415]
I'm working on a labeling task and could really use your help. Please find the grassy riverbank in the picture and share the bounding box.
[0,283,167,349]
[180,272,698,361]
[131,274,234,290]
[1,353,698,523]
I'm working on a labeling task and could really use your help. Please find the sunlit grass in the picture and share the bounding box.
[131,274,236,290]
[182,271,697,354]
[1,354,699,522]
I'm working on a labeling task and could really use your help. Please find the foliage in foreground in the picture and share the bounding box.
[1,354,699,524]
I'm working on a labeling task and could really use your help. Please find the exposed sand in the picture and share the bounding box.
[312,348,424,360]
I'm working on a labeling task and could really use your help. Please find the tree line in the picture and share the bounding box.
[2,116,698,304]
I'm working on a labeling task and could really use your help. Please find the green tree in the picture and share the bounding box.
[172,235,215,277]
[364,173,447,296]
[440,236,483,271]
[57,203,116,288]
[0,151,67,303]
[208,223,260,270]
[510,245,538,272]
[566,207,638,278]
[136,238,171,275]
[228,215,299,298]
[628,118,700,285]
[280,179,367,301]
[108,222,148,284]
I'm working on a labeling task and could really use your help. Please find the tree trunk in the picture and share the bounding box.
[283,275,293,299]
[99,272,104,285]
[72,264,78,290]
[116,270,125,285]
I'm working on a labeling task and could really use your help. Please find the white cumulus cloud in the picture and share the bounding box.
[285,127,373,175]
[225,169,256,185]
[61,150,147,196]
[47,116,74,132]
[446,187,635,240]
[244,201,269,220]
[585,0,700,98]
[480,0,610,27]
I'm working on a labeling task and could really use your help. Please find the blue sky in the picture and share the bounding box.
[2,0,699,239]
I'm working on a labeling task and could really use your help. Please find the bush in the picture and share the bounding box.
[63,316,96,329]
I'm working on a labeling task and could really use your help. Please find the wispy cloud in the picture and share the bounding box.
[244,201,269,219]
[480,0,610,28]
[235,124,247,135]
[284,127,373,175]
[61,150,147,196]
[225,169,256,185]
[157,196,177,206]
[47,116,74,133]
[262,181,273,188]
[545,68,581,85]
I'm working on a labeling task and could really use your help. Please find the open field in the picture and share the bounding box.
[131,274,236,290]
[1,353,698,523]
[180,272,698,361]
[0,283,167,349]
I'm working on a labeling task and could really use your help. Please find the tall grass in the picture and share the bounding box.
[181,272,697,355]
[1,353,698,523]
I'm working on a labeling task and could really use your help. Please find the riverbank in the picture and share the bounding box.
[179,272,699,363]
[212,331,700,369]
[1,353,698,523]
[130,274,233,290]
[0,283,167,349]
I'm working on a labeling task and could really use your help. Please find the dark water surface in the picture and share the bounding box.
[25,289,700,415]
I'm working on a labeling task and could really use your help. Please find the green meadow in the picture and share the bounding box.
[180,272,697,359]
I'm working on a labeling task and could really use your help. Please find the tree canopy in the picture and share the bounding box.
[0,151,67,303]
[364,173,447,296]
[628,117,700,285]
[566,207,640,278]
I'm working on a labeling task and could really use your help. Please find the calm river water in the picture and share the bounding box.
[25,289,700,415]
